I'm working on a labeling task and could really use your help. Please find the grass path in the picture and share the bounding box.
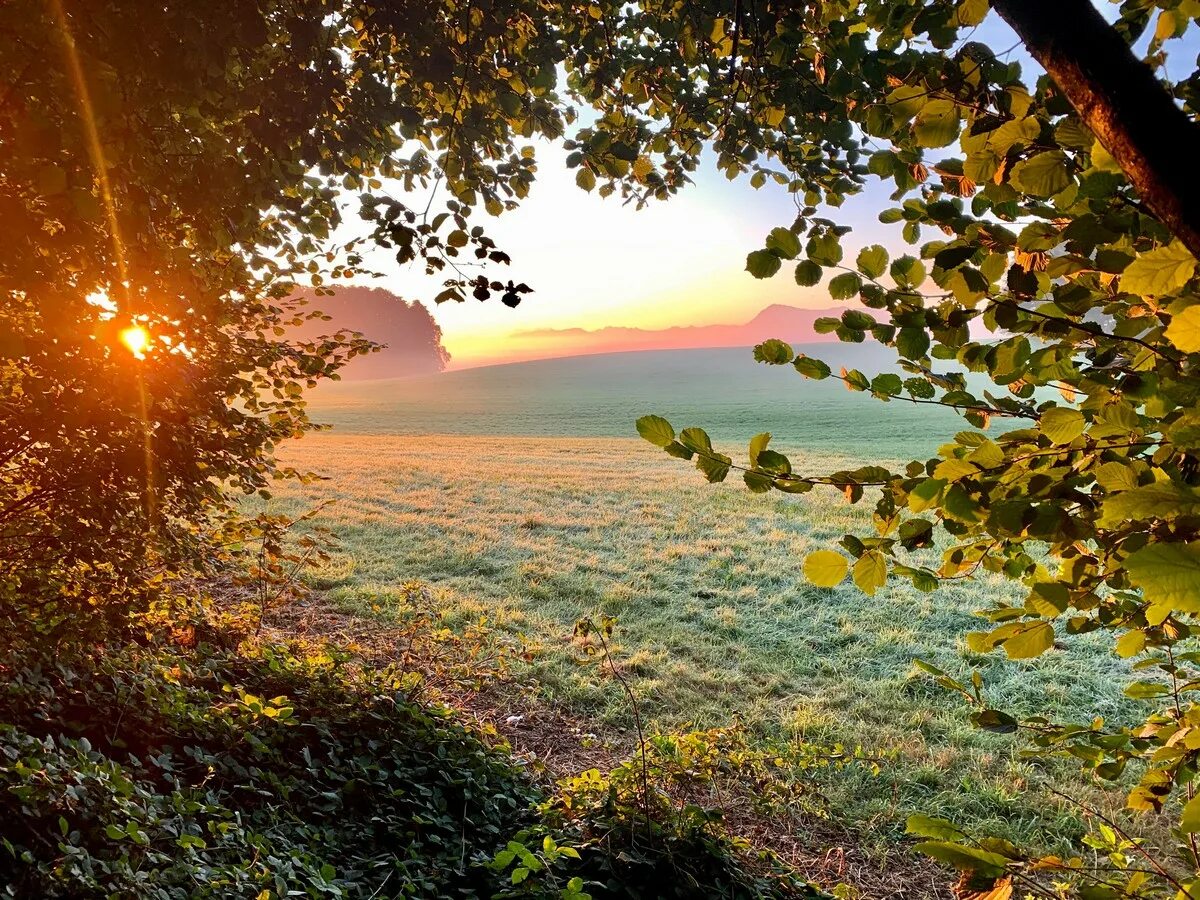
[265,432,1139,850]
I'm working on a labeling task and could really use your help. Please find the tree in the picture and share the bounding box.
[0,0,567,639]
[622,0,1200,894]
[291,288,452,379]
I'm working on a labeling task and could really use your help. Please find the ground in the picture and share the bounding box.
[262,430,1144,866]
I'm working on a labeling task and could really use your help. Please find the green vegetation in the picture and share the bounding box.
[1,642,539,897]
[262,382,1128,850]
[301,345,971,447]
[1,637,818,899]
[7,0,1200,896]
[626,0,1200,893]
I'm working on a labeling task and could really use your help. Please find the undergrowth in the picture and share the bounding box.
[0,633,825,899]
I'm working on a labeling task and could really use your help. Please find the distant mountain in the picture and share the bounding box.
[510,304,856,358]
[291,287,451,380]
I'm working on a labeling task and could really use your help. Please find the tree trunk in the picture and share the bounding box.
[991,0,1200,257]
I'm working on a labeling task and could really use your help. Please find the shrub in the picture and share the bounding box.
[0,638,827,899]
[0,642,537,897]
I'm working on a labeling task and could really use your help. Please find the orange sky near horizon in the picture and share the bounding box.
[342,142,896,369]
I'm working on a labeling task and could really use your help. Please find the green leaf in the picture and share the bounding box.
[897,327,930,359]
[934,245,976,271]
[908,478,946,512]
[804,550,848,588]
[1098,483,1200,528]
[1095,461,1138,492]
[1125,542,1200,625]
[1002,621,1054,659]
[793,356,831,379]
[841,309,875,331]
[828,271,862,300]
[746,249,782,279]
[1025,582,1068,616]
[749,432,771,467]
[1167,304,1200,352]
[813,317,840,334]
[755,449,791,474]
[806,233,843,266]
[868,151,896,177]
[1009,150,1073,197]
[636,415,675,448]
[794,260,823,286]
[853,551,887,596]
[696,451,732,483]
[575,168,597,192]
[754,339,793,364]
[1040,407,1085,444]
[890,255,926,289]
[1125,680,1168,700]
[912,842,1008,878]
[664,441,694,460]
[887,84,928,122]
[972,708,1019,734]
[1181,795,1200,833]
[765,227,801,259]
[857,244,889,279]
[906,814,967,841]
[841,368,870,391]
[744,470,774,492]
[679,427,713,453]
[905,376,936,399]
[1122,242,1196,296]
[913,100,960,148]
[871,373,903,396]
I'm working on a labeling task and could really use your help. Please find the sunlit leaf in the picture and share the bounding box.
[804,550,848,588]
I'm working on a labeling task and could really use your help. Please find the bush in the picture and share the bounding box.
[0,638,825,899]
[0,641,537,898]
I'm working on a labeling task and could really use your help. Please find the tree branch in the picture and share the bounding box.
[992,0,1200,257]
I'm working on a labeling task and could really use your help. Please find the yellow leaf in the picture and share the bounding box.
[804,550,848,588]
[1122,241,1196,297]
[1003,621,1054,659]
[1040,407,1085,445]
[934,458,979,482]
[1115,630,1146,659]
[1167,305,1200,353]
[853,551,888,596]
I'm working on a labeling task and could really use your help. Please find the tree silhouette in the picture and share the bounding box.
[295,288,450,379]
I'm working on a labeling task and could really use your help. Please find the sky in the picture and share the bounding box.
[343,143,896,368]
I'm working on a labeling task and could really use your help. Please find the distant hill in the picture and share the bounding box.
[510,304,857,358]
[291,287,450,380]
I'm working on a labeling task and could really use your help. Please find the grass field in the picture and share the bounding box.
[263,347,1140,853]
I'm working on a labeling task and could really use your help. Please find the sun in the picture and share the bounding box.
[119,325,149,359]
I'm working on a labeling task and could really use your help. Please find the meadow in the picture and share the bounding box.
[266,345,1138,853]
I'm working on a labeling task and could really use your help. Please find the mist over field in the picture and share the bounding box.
[308,344,967,458]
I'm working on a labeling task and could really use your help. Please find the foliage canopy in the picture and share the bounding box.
[8,0,1200,895]
[627,0,1200,894]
